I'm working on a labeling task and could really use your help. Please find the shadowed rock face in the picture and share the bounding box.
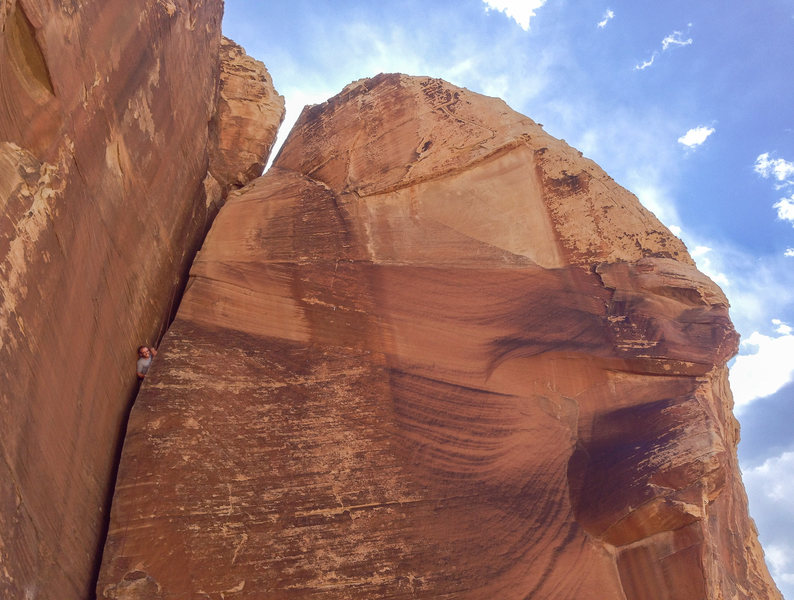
[97,75,780,599]
[0,2,282,599]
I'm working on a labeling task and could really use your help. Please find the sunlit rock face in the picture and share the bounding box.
[208,36,285,194]
[97,74,781,600]
[0,2,282,599]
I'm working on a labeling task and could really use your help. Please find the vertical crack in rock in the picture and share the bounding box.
[0,2,284,599]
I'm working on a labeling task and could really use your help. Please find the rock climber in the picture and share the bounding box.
[136,345,157,380]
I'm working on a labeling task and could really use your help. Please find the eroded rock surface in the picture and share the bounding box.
[0,2,282,599]
[97,74,781,599]
[208,36,285,194]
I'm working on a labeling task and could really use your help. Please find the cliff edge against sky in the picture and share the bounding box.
[96,74,781,599]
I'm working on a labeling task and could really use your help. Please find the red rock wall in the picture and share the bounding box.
[97,75,782,599]
[208,36,285,194]
[0,2,281,598]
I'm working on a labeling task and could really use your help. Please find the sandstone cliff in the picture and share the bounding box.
[208,36,285,195]
[0,2,282,598]
[97,74,781,599]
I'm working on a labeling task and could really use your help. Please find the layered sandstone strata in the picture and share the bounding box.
[0,2,282,598]
[97,75,781,599]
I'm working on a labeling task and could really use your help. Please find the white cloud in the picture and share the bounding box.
[661,30,693,50]
[678,125,715,148]
[482,0,548,31]
[766,545,792,578]
[772,319,792,335]
[634,52,657,71]
[785,248,794,257]
[742,449,794,515]
[773,194,794,225]
[744,451,794,502]
[728,263,794,335]
[597,9,614,28]
[730,325,794,410]
[755,153,794,184]
[741,451,794,589]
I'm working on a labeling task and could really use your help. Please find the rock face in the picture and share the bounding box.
[97,74,781,599]
[0,2,282,599]
[208,36,285,194]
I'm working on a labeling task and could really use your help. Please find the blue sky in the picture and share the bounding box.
[223,1,794,595]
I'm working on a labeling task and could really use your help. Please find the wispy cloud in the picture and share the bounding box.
[634,53,657,71]
[630,178,679,225]
[597,9,614,29]
[661,30,693,50]
[785,248,794,257]
[634,25,693,71]
[482,0,548,31]
[690,245,729,286]
[678,125,715,148]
